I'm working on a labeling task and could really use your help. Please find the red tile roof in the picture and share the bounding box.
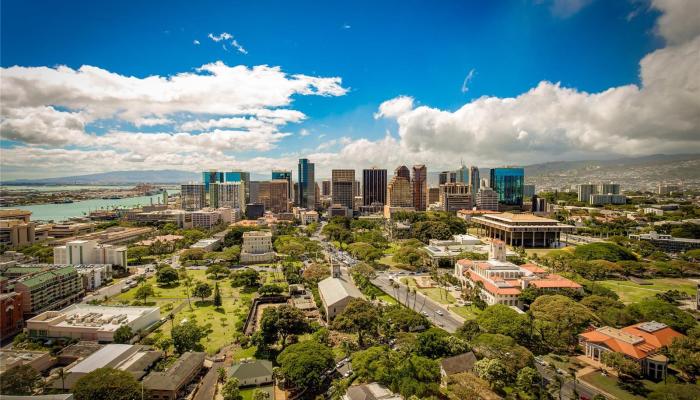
[580,323,684,360]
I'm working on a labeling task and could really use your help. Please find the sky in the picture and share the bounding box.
[1,0,699,180]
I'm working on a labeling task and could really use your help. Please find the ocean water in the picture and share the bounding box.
[0,191,180,222]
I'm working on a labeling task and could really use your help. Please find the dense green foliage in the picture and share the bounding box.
[113,325,133,344]
[73,368,140,400]
[573,242,637,262]
[0,364,41,395]
[171,320,205,353]
[276,341,335,392]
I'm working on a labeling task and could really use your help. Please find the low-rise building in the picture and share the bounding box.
[328,204,352,218]
[0,219,36,248]
[0,291,24,340]
[190,238,222,252]
[471,212,575,248]
[299,210,319,225]
[58,344,161,389]
[318,275,363,321]
[440,351,477,381]
[53,240,127,267]
[143,351,205,400]
[579,321,683,380]
[14,266,83,315]
[343,383,403,400]
[227,359,274,387]
[0,349,54,374]
[454,240,581,308]
[629,231,700,253]
[26,304,160,342]
[240,231,275,264]
[47,222,95,239]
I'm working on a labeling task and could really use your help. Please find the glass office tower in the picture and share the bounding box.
[272,170,293,200]
[224,171,251,203]
[489,167,524,206]
[202,171,223,191]
[297,158,315,209]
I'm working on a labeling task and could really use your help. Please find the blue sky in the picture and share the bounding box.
[1,0,698,179]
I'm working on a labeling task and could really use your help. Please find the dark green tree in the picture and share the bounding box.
[171,320,205,353]
[193,282,212,302]
[332,298,381,347]
[213,282,222,307]
[113,325,133,344]
[73,368,140,400]
[0,364,41,395]
[276,341,335,392]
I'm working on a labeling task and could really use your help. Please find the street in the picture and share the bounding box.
[372,271,463,333]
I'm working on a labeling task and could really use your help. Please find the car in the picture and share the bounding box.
[343,371,352,378]
[435,310,444,316]
[421,311,429,316]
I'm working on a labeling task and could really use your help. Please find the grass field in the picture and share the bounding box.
[113,268,245,355]
[579,371,663,400]
[401,277,456,305]
[450,304,483,319]
[598,278,697,303]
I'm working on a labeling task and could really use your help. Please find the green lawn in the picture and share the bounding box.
[598,278,697,303]
[451,305,482,320]
[113,268,244,355]
[239,386,274,400]
[378,255,399,267]
[578,371,663,400]
[401,277,456,305]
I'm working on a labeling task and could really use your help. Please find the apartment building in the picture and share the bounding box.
[14,266,83,315]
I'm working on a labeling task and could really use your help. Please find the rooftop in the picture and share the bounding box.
[28,304,159,332]
[318,276,363,306]
[69,344,136,373]
[228,359,273,380]
[143,352,205,391]
[345,383,403,400]
[17,266,77,288]
[580,321,684,360]
[440,352,477,375]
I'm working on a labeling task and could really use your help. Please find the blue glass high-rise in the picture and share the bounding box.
[202,171,223,191]
[489,167,524,206]
[297,159,315,209]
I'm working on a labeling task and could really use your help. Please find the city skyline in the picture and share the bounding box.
[1,0,699,180]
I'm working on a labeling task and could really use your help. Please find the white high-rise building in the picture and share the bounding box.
[54,240,127,267]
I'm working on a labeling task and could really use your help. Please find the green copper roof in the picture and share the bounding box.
[20,266,77,288]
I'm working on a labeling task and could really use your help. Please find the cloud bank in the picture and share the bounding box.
[1,0,699,179]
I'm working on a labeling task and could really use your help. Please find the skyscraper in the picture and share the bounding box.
[272,170,293,200]
[202,170,223,191]
[224,171,251,203]
[259,180,289,213]
[210,182,245,210]
[439,171,457,185]
[577,184,597,203]
[476,187,499,211]
[469,166,480,198]
[321,180,331,196]
[331,169,355,209]
[457,163,469,184]
[297,158,315,209]
[489,167,524,206]
[387,167,412,207]
[395,165,410,180]
[412,165,428,211]
[362,168,387,206]
[181,183,206,211]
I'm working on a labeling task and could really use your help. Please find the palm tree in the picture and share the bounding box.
[217,367,227,384]
[57,367,65,391]
[168,313,175,330]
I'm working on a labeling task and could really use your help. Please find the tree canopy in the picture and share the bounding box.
[73,368,140,400]
[276,340,335,392]
[332,298,381,347]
